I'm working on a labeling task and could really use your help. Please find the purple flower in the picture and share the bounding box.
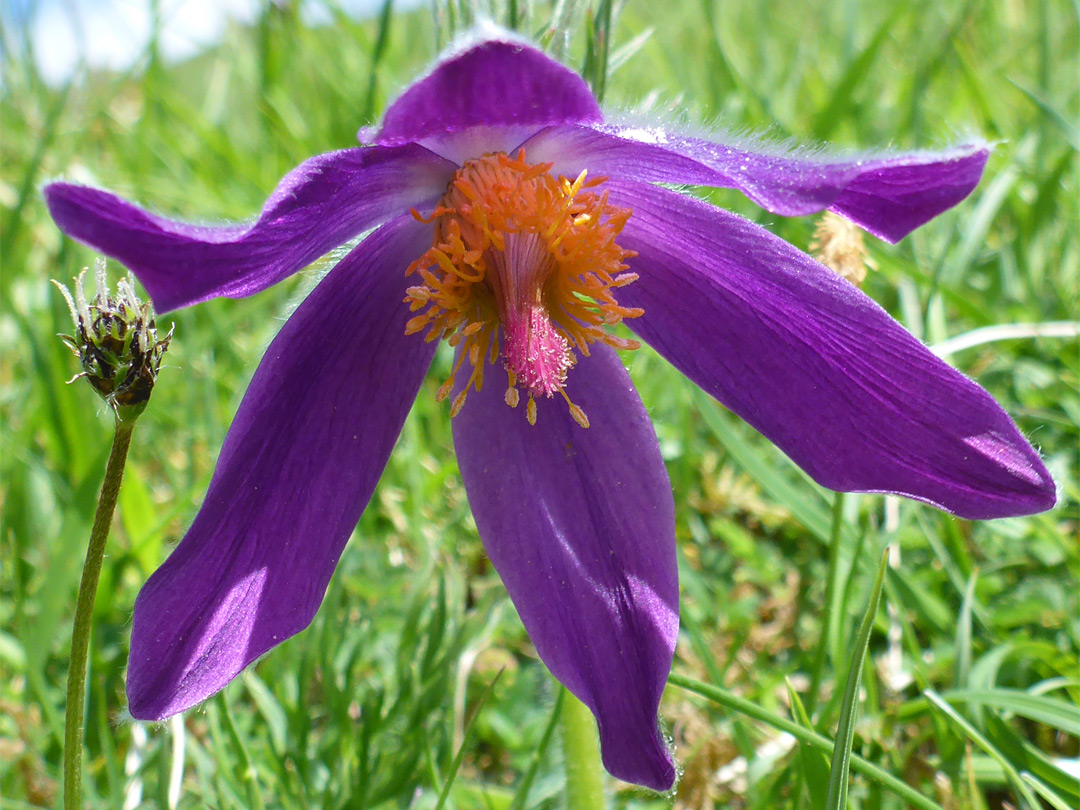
[45,31,1055,791]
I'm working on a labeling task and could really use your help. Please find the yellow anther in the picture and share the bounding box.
[568,403,589,429]
[450,388,469,417]
[436,378,454,402]
[404,314,429,335]
[559,390,590,429]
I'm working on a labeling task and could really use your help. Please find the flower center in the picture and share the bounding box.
[404,150,641,428]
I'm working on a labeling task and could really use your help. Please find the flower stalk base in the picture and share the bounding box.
[560,688,607,810]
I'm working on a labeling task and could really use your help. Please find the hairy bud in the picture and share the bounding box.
[54,259,172,421]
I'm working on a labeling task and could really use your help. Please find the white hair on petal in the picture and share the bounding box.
[599,105,992,165]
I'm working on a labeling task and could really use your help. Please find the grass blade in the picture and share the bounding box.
[509,686,566,810]
[825,547,888,810]
[955,569,978,686]
[1008,79,1080,151]
[786,678,830,809]
[807,492,846,716]
[925,689,1042,810]
[433,669,504,810]
[667,672,946,810]
[1022,773,1076,810]
[695,391,852,548]
[933,689,1080,737]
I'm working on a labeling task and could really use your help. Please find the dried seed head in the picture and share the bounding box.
[809,211,877,286]
[53,259,172,421]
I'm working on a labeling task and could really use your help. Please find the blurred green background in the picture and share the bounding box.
[1,0,1077,807]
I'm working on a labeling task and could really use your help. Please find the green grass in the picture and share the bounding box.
[1,0,1077,807]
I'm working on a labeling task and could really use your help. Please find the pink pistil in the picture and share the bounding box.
[502,304,572,397]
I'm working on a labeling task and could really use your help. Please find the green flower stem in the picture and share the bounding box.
[560,688,606,810]
[807,491,845,716]
[64,417,136,810]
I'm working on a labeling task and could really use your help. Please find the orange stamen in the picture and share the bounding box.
[404,149,640,427]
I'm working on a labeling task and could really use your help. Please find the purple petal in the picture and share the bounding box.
[370,35,601,151]
[45,144,456,313]
[522,124,990,243]
[452,344,678,790]
[127,214,435,720]
[610,181,1055,519]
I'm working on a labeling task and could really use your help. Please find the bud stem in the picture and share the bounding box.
[560,688,607,809]
[64,417,137,810]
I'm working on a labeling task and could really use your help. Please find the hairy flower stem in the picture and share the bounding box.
[560,688,606,809]
[807,492,846,717]
[64,418,136,810]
